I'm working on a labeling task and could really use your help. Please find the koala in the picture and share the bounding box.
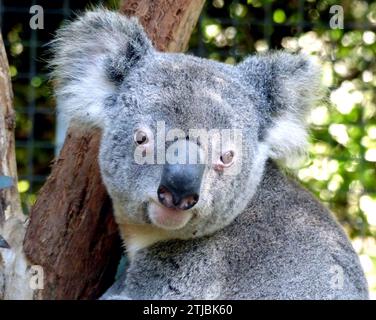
[51,9,368,300]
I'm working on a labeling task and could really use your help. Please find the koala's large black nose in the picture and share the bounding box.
[158,163,204,210]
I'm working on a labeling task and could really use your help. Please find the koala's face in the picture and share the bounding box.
[53,10,320,239]
[98,53,263,238]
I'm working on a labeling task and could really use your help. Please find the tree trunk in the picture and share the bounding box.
[21,0,205,300]
[0,33,33,300]
[120,0,205,52]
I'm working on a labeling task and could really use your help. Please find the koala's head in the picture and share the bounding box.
[52,9,321,239]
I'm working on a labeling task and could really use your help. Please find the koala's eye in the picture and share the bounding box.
[220,150,234,166]
[134,130,149,145]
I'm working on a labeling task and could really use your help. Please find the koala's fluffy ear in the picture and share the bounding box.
[237,52,322,163]
[50,8,153,128]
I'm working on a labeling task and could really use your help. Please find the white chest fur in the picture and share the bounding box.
[119,223,172,259]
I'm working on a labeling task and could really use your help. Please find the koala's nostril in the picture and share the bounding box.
[157,185,199,210]
[157,185,174,208]
[178,193,199,210]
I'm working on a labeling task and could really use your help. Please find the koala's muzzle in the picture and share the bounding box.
[158,163,205,211]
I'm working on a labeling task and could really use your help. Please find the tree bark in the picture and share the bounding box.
[120,0,205,52]
[0,33,23,229]
[22,0,205,300]
[0,33,33,300]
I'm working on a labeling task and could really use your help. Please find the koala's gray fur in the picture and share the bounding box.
[51,9,368,300]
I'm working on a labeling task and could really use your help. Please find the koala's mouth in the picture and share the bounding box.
[147,201,193,231]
